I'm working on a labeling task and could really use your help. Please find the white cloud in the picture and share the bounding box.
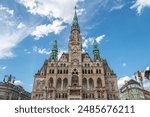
[17,22,26,29]
[110,4,124,11]
[118,75,150,89]
[109,0,125,12]
[14,80,23,86]
[0,27,31,59]
[143,81,150,89]
[58,49,67,59]
[33,46,50,55]
[17,0,86,40]
[24,49,31,54]
[29,84,33,87]
[83,38,91,48]
[76,8,86,16]
[82,34,105,48]
[122,63,126,67]
[1,66,7,70]
[18,0,85,23]
[130,0,150,15]
[31,20,66,39]
[0,5,34,59]
[95,34,105,43]
[145,66,150,70]
[38,48,50,55]
[118,76,133,88]
[82,49,86,53]
[0,5,14,17]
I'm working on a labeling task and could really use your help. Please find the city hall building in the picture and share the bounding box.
[31,9,119,100]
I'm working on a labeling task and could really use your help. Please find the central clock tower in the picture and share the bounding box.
[68,7,83,99]
[69,8,82,64]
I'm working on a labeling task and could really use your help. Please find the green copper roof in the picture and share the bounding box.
[52,40,58,51]
[93,39,99,51]
[49,40,58,61]
[93,39,101,60]
[71,7,80,31]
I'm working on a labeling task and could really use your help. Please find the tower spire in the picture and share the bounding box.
[71,6,80,31]
[93,39,101,61]
[49,40,58,61]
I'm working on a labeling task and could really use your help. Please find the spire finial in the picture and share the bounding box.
[75,6,77,12]
[71,6,80,31]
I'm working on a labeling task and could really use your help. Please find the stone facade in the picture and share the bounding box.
[31,9,119,100]
[120,79,145,100]
[144,90,150,100]
[0,75,31,100]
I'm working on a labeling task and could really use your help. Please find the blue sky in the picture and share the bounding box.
[0,0,150,92]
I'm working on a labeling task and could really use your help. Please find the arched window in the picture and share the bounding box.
[91,70,93,74]
[52,69,54,74]
[60,70,62,74]
[63,69,65,74]
[66,69,68,74]
[49,69,51,74]
[63,78,68,89]
[88,64,90,67]
[72,75,78,86]
[51,63,53,67]
[97,63,99,66]
[85,69,87,74]
[56,78,62,89]
[57,70,59,74]
[88,69,90,74]
[89,78,94,90]
[97,78,102,88]
[82,78,87,90]
[49,78,53,88]
[96,69,98,74]
[82,70,84,74]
